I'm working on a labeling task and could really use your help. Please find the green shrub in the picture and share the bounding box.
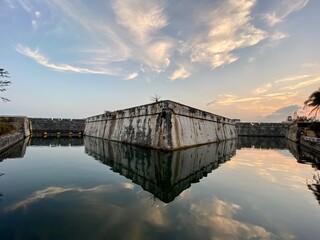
[0,122,16,136]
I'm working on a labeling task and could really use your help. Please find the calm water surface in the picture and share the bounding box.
[0,137,319,240]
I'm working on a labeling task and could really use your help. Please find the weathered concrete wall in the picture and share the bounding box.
[236,122,288,137]
[30,118,85,137]
[0,116,31,153]
[0,116,31,137]
[84,136,236,203]
[84,100,236,150]
[286,123,298,142]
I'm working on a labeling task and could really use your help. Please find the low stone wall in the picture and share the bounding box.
[85,100,236,150]
[236,122,288,137]
[0,116,31,153]
[30,118,85,137]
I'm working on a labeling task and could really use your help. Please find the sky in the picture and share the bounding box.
[0,0,319,122]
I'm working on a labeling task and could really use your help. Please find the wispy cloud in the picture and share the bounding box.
[16,44,119,75]
[6,185,112,212]
[125,72,139,80]
[111,0,173,73]
[264,91,298,100]
[112,0,167,44]
[281,76,320,90]
[256,74,319,95]
[208,72,319,121]
[189,0,267,68]
[17,0,32,13]
[261,12,282,26]
[50,0,172,75]
[254,83,272,95]
[16,0,42,30]
[141,41,173,72]
[274,74,311,83]
[11,0,307,82]
[188,198,278,239]
[209,94,262,106]
[262,0,309,26]
[270,31,289,41]
[169,64,191,81]
[43,0,132,65]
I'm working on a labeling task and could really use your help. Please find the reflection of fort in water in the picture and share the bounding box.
[29,137,84,147]
[84,137,236,203]
[1,136,319,204]
[0,137,29,162]
[238,136,320,205]
[0,137,84,162]
[236,136,288,149]
[286,138,320,205]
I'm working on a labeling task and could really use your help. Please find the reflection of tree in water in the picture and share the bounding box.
[307,172,320,205]
[0,172,3,200]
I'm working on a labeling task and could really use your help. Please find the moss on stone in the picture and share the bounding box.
[0,122,16,136]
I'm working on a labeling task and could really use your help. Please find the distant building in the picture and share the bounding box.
[233,119,241,123]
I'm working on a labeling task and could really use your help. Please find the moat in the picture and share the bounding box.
[0,137,319,240]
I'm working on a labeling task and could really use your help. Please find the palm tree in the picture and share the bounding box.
[304,88,320,119]
[306,172,320,205]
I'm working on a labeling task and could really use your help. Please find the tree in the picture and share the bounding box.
[306,172,320,205]
[0,68,11,102]
[304,88,320,119]
[150,94,161,102]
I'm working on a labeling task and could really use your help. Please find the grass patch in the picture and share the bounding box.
[0,122,17,136]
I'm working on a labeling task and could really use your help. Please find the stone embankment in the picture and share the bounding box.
[0,117,85,153]
[236,122,288,137]
[30,118,85,137]
[286,122,320,154]
[84,100,237,150]
[0,116,31,153]
[300,136,320,155]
